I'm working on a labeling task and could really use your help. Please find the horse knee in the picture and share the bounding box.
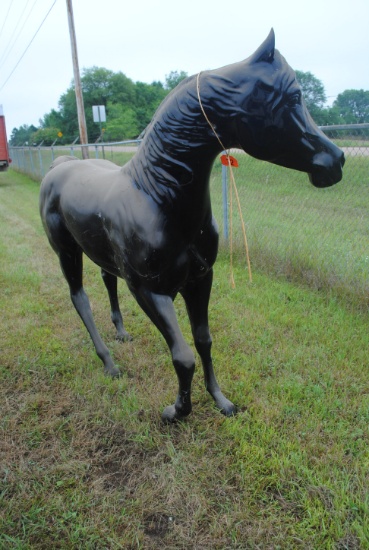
[172,346,195,373]
[194,327,212,355]
[194,325,211,344]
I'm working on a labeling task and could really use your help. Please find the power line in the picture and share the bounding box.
[0,0,58,93]
[0,0,15,42]
[0,0,37,69]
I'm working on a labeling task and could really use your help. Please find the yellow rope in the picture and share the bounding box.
[229,162,235,288]
[196,72,252,284]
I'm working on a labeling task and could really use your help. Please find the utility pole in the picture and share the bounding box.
[66,0,89,159]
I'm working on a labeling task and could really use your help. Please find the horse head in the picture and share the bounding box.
[205,29,344,188]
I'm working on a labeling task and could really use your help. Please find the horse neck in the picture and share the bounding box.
[130,75,227,211]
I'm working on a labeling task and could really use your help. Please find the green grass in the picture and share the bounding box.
[331,137,369,147]
[1,169,369,548]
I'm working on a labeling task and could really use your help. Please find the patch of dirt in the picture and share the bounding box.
[335,534,361,549]
[90,425,154,494]
[143,512,174,538]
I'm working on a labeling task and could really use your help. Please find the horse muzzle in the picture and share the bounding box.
[308,150,345,188]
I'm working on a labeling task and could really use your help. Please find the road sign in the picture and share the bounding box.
[92,105,106,123]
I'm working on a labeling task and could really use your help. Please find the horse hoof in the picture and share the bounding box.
[104,366,121,378]
[219,400,238,417]
[116,332,133,343]
[162,405,179,423]
[162,404,191,423]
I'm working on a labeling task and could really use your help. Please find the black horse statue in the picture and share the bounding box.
[40,30,344,422]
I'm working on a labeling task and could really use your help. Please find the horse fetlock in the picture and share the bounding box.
[115,330,133,343]
[104,364,121,378]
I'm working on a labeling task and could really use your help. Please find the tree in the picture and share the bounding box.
[9,124,37,145]
[108,72,136,106]
[47,67,136,142]
[104,102,139,140]
[57,87,79,143]
[31,127,61,146]
[295,70,327,123]
[81,67,135,107]
[165,71,188,91]
[134,81,166,129]
[332,89,369,124]
[9,67,186,144]
[40,109,64,130]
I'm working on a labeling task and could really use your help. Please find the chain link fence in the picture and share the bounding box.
[8,124,369,309]
[8,139,142,180]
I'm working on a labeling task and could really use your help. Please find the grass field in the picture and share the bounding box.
[1,169,369,548]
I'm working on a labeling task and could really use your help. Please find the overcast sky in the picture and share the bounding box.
[0,0,368,134]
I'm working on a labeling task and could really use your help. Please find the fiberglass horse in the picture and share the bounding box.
[40,30,344,422]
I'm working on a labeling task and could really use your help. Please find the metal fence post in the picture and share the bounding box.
[38,146,44,177]
[21,148,25,171]
[29,147,35,177]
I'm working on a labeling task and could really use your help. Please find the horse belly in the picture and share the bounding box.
[77,225,118,271]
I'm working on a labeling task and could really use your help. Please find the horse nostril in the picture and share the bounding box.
[340,152,345,168]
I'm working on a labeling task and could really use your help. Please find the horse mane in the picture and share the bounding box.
[127,75,210,204]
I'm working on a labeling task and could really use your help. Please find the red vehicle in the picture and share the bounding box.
[0,105,11,171]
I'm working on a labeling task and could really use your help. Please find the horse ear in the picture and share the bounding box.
[248,28,275,64]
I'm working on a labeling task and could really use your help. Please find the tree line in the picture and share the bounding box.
[9,67,369,146]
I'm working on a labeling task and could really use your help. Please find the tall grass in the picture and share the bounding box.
[1,167,369,548]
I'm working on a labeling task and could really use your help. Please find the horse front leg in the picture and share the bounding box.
[181,270,237,416]
[131,287,195,422]
[101,269,132,342]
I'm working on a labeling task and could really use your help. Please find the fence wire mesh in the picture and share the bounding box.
[9,125,369,308]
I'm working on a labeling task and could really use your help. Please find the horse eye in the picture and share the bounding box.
[288,92,301,106]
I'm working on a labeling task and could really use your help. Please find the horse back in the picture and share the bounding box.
[40,157,121,214]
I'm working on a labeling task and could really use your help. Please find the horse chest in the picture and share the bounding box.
[112,218,217,293]
[76,209,202,292]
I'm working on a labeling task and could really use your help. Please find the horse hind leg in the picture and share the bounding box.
[57,245,120,378]
[101,269,132,342]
